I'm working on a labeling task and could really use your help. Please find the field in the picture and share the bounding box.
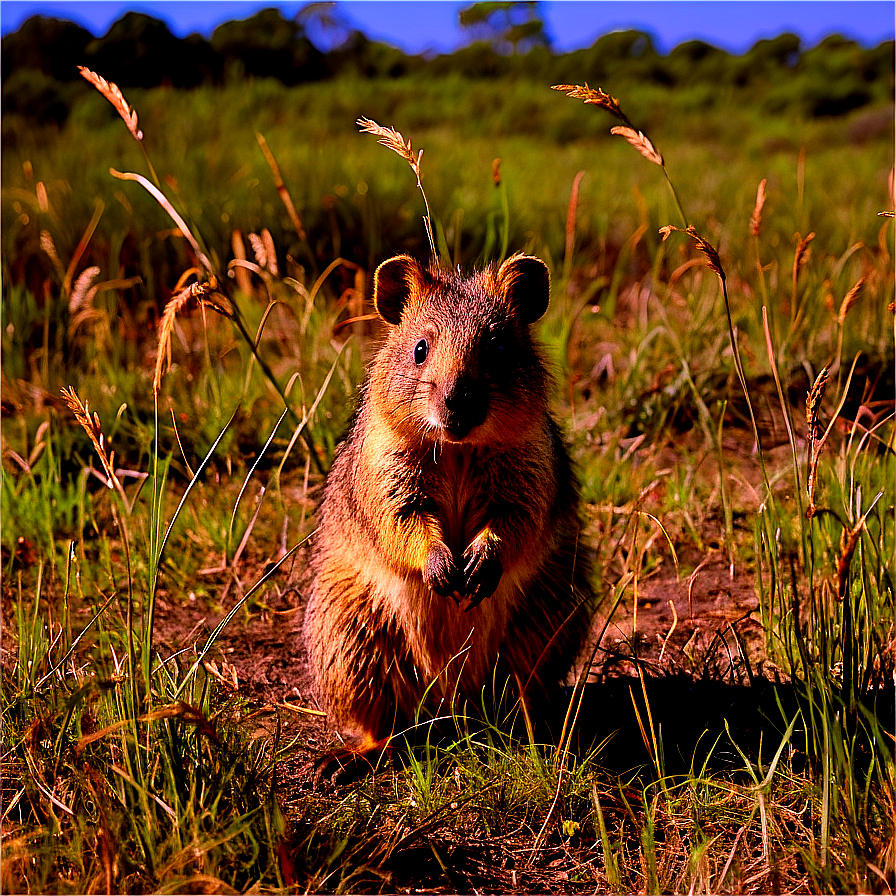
[1,63,894,895]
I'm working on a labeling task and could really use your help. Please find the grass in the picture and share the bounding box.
[2,67,894,893]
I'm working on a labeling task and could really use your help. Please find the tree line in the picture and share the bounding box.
[2,4,893,125]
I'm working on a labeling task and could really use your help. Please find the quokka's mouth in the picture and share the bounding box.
[440,415,484,443]
[439,404,488,444]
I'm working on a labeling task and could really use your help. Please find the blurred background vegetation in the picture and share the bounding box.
[3,2,893,368]
[3,2,894,120]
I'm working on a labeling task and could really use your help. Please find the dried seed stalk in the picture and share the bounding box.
[791,231,815,290]
[553,84,661,165]
[806,364,830,432]
[837,274,867,324]
[40,230,64,279]
[750,179,767,238]
[555,83,687,225]
[837,522,864,599]
[552,83,629,124]
[154,277,233,393]
[78,66,142,141]
[248,230,278,275]
[565,171,586,277]
[357,117,421,171]
[609,126,663,167]
[261,229,277,276]
[659,225,726,282]
[256,132,307,243]
[61,386,128,505]
[805,364,831,518]
[69,266,101,315]
[357,116,436,258]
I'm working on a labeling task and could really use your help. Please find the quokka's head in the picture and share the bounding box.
[370,254,553,447]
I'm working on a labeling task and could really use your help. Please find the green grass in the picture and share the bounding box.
[2,71,893,893]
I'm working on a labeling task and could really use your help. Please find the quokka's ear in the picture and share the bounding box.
[496,255,550,324]
[373,255,429,325]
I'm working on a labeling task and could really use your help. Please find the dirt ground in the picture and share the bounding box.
[149,527,781,780]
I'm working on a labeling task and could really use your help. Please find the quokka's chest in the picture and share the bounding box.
[409,448,525,544]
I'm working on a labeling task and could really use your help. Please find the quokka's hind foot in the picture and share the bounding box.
[312,739,395,787]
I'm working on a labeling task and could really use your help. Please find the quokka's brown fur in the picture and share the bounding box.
[304,254,594,762]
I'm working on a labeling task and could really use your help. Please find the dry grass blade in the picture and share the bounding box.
[230,231,253,296]
[261,229,277,276]
[62,200,105,298]
[552,83,628,124]
[110,168,214,274]
[61,386,128,506]
[837,273,867,324]
[256,132,307,243]
[750,179,767,238]
[154,276,233,393]
[565,170,586,275]
[610,126,663,166]
[78,66,142,141]
[659,225,726,282]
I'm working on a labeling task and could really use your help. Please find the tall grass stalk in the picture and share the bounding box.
[358,116,437,259]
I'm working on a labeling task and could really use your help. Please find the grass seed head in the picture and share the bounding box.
[78,66,142,142]
[60,386,127,503]
[69,266,101,315]
[154,276,232,393]
[806,364,830,429]
[837,274,867,324]
[552,83,628,124]
[249,230,278,275]
[609,126,663,166]
[792,231,815,281]
[660,225,726,282]
[750,178,767,237]
[357,115,435,258]
[357,116,422,178]
[36,182,49,213]
[40,230,63,276]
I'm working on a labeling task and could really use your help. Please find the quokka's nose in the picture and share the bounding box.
[444,379,472,411]
[442,377,487,439]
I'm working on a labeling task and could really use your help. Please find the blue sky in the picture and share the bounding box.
[1,1,893,53]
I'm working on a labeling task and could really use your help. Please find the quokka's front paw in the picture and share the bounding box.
[424,541,462,598]
[462,534,503,608]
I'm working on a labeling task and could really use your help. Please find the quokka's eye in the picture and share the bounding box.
[489,329,510,358]
[413,338,429,365]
